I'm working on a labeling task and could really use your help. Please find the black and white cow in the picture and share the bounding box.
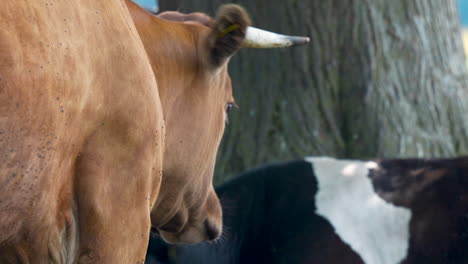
[146,157,468,264]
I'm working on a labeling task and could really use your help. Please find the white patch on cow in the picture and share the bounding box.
[305,157,412,264]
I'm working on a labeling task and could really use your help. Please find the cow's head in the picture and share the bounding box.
[368,159,450,207]
[127,1,309,244]
[369,158,468,259]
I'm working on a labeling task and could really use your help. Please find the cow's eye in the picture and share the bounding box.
[225,102,238,124]
[226,102,238,114]
[226,103,234,114]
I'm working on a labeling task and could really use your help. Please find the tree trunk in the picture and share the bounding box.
[170,0,468,183]
[158,0,180,12]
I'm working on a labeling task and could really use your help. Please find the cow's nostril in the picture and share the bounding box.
[204,219,221,240]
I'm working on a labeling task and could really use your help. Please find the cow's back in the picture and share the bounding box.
[0,1,163,262]
[149,158,468,264]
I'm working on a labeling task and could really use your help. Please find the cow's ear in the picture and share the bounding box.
[207,4,251,67]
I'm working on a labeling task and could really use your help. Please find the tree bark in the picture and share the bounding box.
[172,0,468,183]
[158,0,181,12]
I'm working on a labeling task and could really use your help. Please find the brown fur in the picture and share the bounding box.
[209,5,251,66]
[0,1,163,263]
[0,0,250,262]
[158,11,214,27]
[157,5,251,66]
[126,1,251,244]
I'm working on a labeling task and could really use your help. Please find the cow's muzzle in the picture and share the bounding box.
[157,189,222,244]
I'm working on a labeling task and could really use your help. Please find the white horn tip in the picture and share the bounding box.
[288,36,310,46]
[243,27,310,48]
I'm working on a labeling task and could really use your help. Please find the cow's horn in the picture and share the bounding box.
[242,26,310,48]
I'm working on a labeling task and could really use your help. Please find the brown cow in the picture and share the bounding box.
[0,0,308,262]
[0,1,163,263]
[125,0,309,245]
[126,1,250,244]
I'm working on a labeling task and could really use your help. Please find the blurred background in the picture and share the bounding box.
[136,0,468,184]
[136,0,159,12]
[460,0,468,59]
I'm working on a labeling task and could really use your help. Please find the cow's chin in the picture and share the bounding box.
[158,219,222,244]
[152,187,223,244]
